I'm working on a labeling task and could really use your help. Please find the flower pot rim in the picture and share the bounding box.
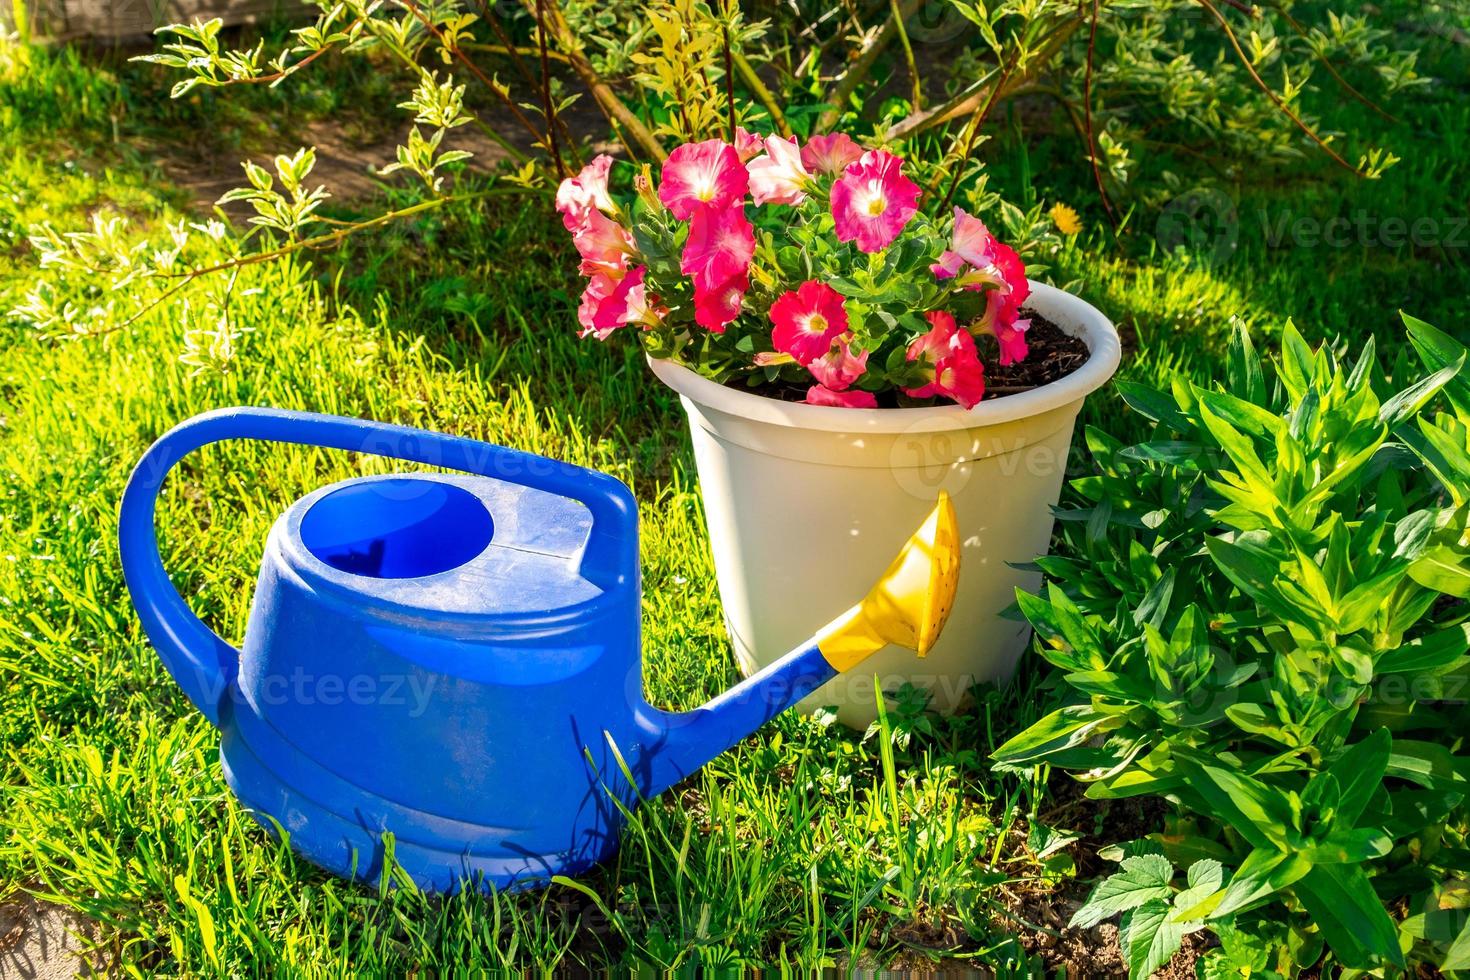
[648,280,1121,434]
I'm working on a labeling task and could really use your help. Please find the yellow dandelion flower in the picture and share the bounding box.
[1050,202,1082,236]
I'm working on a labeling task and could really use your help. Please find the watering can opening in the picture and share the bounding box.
[299,477,495,579]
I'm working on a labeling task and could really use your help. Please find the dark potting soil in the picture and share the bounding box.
[728,307,1092,406]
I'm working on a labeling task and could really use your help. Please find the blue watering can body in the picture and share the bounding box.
[119,408,957,892]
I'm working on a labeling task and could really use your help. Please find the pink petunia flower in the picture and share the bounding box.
[578,265,647,340]
[831,150,921,253]
[624,272,668,331]
[681,204,755,289]
[973,289,1031,365]
[991,242,1031,306]
[904,310,986,408]
[806,385,877,408]
[807,334,869,391]
[931,207,998,279]
[734,127,765,163]
[800,133,864,176]
[769,280,850,365]
[659,139,748,220]
[568,208,634,277]
[555,154,616,230]
[747,135,810,207]
[693,271,748,332]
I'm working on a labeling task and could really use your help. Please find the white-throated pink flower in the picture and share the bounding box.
[734,127,765,163]
[904,310,986,408]
[769,280,850,365]
[568,208,635,277]
[659,139,748,220]
[807,334,869,391]
[830,150,920,253]
[693,271,748,332]
[577,265,647,340]
[800,133,864,175]
[931,207,998,279]
[747,135,810,207]
[555,155,616,230]
[806,385,877,408]
[681,204,755,290]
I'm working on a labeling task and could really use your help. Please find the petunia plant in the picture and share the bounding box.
[555,133,1032,409]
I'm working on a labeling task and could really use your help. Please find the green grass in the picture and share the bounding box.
[0,16,1466,972]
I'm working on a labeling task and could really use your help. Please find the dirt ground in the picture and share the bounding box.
[0,896,97,979]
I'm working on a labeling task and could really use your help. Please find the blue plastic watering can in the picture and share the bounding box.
[119,407,959,893]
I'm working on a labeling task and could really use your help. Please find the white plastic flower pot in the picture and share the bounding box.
[649,281,1122,729]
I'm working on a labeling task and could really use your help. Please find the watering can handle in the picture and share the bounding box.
[118,406,639,727]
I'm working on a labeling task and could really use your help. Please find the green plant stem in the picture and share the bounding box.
[396,0,551,153]
[815,0,924,133]
[115,190,523,335]
[522,0,666,162]
[889,0,922,112]
[12,0,31,45]
[885,14,1081,141]
[1193,0,1371,177]
[730,49,791,137]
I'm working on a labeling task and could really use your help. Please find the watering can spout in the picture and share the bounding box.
[640,493,960,794]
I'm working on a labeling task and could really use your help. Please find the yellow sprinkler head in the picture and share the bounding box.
[816,492,962,671]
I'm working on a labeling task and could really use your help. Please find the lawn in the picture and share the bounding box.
[0,11,1467,973]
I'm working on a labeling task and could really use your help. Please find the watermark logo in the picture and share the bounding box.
[1156,187,1239,267]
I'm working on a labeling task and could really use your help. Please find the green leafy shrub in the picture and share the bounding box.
[995,316,1470,975]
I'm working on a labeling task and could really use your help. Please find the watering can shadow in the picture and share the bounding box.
[119,407,960,893]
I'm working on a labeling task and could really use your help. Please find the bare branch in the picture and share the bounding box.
[816,0,924,133]
[1194,0,1372,177]
[524,0,667,162]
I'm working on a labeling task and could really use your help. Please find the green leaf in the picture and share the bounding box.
[1133,566,1177,629]
[1325,729,1391,826]
[1169,858,1224,917]
[1387,739,1468,792]
[1379,353,1466,426]
[1123,899,1187,980]
[1226,322,1267,406]
[1303,827,1392,864]
[992,705,1113,765]
[1188,846,1312,921]
[1294,864,1405,970]
[1277,320,1316,400]
[1445,914,1470,971]
[1409,545,1470,598]
[1070,854,1175,928]
[1404,312,1470,419]
[1377,624,1470,675]
[1044,582,1110,669]
[1197,398,1276,494]
[1118,381,1191,432]
[1182,764,1294,850]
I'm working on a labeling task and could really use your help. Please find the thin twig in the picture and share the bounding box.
[102,190,522,337]
[722,16,738,142]
[397,0,550,152]
[206,22,360,87]
[535,0,567,179]
[525,0,666,161]
[731,49,791,137]
[936,49,1019,212]
[884,15,1082,141]
[815,0,924,132]
[1083,0,1117,227]
[1269,1,1398,122]
[1194,0,1371,177]
[470,0,581,167]
[889,0,922,112]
